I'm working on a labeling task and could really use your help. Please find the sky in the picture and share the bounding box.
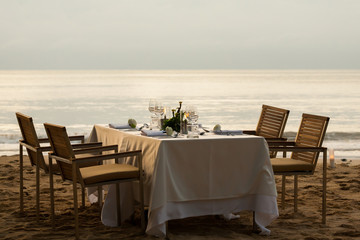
[1,0,360,70]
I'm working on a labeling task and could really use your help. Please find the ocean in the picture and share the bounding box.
[0,70,359,160]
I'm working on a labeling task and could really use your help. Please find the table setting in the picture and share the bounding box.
[88,100,279,237]
[109,99,247,139]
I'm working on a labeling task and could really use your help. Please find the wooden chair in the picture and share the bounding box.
[268,113,329,224]
[16,112,101,221]
[44,123,145,239]
[243,105,290,157]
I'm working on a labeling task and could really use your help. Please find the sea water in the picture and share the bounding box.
[0,70,359,160]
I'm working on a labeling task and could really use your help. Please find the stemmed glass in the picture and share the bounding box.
[154,101,164,129]
[186,105,198,124]
[155,101,164,117]
[148,99,156,116]
[185,105,199,138]
[149,99,158,130]
[148,99,165,130]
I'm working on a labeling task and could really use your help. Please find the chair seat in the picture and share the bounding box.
[271,158,314,173]
[80,164,139,185]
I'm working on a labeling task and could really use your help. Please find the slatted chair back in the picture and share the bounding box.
[44,123,76,181]
[16,112,47,171]
[256,105,290,138]
[292,113,329,166]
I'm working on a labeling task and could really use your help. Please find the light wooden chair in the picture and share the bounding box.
[16,112,101,221]
[268,113,329,224]
[243,105,290,157]
[44,123,145,239]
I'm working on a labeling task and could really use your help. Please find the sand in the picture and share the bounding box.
[0,155,359,240]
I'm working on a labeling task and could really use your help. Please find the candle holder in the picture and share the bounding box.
[329,148,335,168]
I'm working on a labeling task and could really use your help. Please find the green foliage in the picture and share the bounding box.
[162,101,184,132]
[163,112,181,132]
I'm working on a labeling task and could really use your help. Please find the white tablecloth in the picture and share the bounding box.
[88,125,278,236]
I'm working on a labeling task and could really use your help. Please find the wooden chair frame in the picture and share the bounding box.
[268,113,329,224]
[44,123,145,239]
[243,105,290,157]
[16,112,101,221]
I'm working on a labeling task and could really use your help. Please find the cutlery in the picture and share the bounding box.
[138,123,149,131]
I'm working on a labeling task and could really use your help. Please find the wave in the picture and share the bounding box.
[0,132,90,144]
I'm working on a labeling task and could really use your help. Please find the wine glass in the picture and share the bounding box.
[186,105,198,124]
[155,101,164,117]
[185,105,199,138]
[148,99,156,116]
[148,99,157,130]
[154,101,164,129]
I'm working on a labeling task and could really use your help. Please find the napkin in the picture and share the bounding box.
[213,130,243,135]
[141,129,166,136]
[109,123,131,129]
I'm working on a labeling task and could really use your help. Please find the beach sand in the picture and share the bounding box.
[1,155,359,240]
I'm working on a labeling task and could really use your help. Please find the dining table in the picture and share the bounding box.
[87,124,279,236]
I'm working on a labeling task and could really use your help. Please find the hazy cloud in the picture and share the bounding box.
[1,0,359,69]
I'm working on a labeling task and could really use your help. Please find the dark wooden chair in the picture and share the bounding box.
[243,105,290,157]
[44,123,145,239]
[16,112,101,221]
[268,113,329,224]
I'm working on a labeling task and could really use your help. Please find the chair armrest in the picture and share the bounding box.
[38,135,84,144]
[49,153,72,164]
[20,140,52,152]
[71,142,102,149]
[265,137,288,141]
[268,146,327,152]
[38,146,52,151]
[73,144,118,154]
[69,135,85,142]
[38,138,50,143]
[73,150,142,164]
[243,130,256,135]
[267,141,296,146]
[23,142,99,153]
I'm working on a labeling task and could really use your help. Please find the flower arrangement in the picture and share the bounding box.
[162,101,187,133]
[165,126,174,136]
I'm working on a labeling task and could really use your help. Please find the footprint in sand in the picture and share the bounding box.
[334,230,360,238]
[340,185,350,190]
[334,175,346,179]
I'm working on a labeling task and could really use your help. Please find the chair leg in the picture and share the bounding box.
[165,221,169,240]
[36,151,41,222]
[322,150,327,224]
[252,211,256,232]
[19,144,24,213]
[49,155,55,228]
[281,175,286,210]
[139,181,145,232]
[72,164,79,240]
[98,186,102,208]
[294,175,298,213]
[81,187,85,208]
[281,151,286,210]
[138,154,146,233]
[116,183,121,226]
